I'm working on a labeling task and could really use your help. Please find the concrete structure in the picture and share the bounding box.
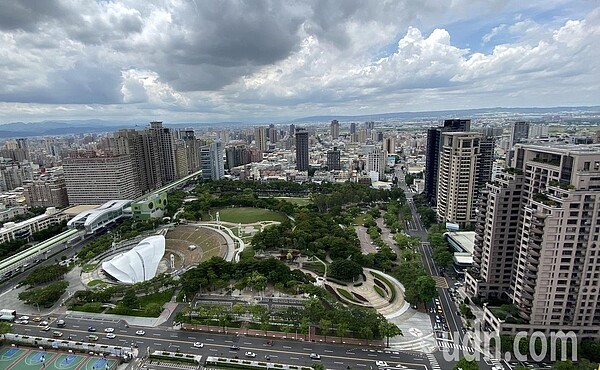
[131,192,167,220]
[63,154,140,205]
[424,119,471,204]
[330,120,340,139]
[444,231,475,274]
[201,142,225,180]
[295,128,309,171]
[67,200,132,234]
[384,137,396,155]
[102,235,165,284]
[436,132,481,225]
[466,143,600,338]
[0,207,70,244]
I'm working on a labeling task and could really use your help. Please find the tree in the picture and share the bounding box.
[121,289,140,309]
[329,259,363,281]
[415,275,438,303]
[319,319,332,341]
[0,322,11,334]
[553,361,576,370]
[453,358,479,370]
[379,321,403,347]
[312,364,325,370]
[336,322,348,342]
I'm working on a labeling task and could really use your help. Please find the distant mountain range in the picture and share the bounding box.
[0,106,599,139]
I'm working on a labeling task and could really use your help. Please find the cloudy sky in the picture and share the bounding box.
[0,0,599,124]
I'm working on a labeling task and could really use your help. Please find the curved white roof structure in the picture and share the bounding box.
[67,200,132,234]
[102,235,165,284]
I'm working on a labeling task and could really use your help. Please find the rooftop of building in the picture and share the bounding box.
[444,231,476,254]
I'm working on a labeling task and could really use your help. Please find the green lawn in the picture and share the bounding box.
[215,207,288,224]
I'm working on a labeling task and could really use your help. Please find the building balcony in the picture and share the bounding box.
[531,226,544,235]
[520,289,534,301]
[525,269,538,279]
[527,256,539,266]
[528,249,540,258]
[523,284,535,293]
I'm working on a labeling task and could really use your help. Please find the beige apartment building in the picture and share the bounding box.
[466,143,600,338]
[436,132,482,226]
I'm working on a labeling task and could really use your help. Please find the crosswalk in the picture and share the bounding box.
[431,276,448,288]
[488,357,504,370]
[426,353,442,370]
[437,340,476,353]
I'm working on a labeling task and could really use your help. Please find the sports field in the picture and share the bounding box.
[0,347,117,370]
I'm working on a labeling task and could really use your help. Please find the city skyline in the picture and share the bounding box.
[0,1,598,124]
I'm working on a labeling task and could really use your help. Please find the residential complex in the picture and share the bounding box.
[466,143,600,338]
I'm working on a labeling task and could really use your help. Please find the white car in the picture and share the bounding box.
[106,333,116,339]
[104,327,115,333]
[245,352,256,358]
[135,330,145,336]
[193,342,204,348]
[310,353,321,360]
[376,360,389,367]
[18,316,30,321]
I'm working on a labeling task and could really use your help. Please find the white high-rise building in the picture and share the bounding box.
[201,142,225,180]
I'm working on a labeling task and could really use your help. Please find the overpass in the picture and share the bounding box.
[0,228,81,278]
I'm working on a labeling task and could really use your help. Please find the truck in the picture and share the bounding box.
[0,309,16,322]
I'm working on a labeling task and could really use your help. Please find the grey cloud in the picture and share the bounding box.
[0,62,123,104]
[0,0,70,31]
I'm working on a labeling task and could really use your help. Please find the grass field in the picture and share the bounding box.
[215,207,288,224]
[0,347,117,370]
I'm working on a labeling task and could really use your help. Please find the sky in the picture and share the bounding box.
[0,0,599,124]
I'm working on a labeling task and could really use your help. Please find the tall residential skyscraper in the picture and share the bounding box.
[63,154,140,205]
[330,120,340,139]
[384,137,396,155]
[436,132,481,225]
[424,119,471,204]
[466,143,600,338]
[200,142,225,180]
[147,121,177,184]
[366,148,386,180]
[326,147,341,170]
[350,122,357,135]
[254,126,267,152]
[295,128,309,171]
[289,124,296,137]
[511,121,530,146]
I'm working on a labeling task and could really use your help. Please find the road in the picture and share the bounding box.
[11,318,433,370]
[395,166,494,370]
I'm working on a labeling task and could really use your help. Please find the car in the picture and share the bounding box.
[39,321,49,326]
[135,330,145,336]
[56,319,66,327]
[104,327,115,333]
[87,335,99,341]
[42,326,51,331]
[245,352,257,358]
[32,316,42,322]
[19,320,29,325]
[106,333,116,339]
[310,353,321,360]
[193,342,204,348]
[87,326,96,332]
[18,316,30,321]
[376,360,389,367]
[52,331,63,337]
[230,344,240,350]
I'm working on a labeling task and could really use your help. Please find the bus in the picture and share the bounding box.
[0,309,16,322]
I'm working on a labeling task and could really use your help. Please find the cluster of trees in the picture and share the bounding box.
[404,172,422,186]
[428,224,454,268]
[328,259,363,281]
[20,265,69,287]
[411,193,437,228]
[311,183,405,214]
[383,200,403,233]
[18,280,69,308]
[390,234,438,305]
[0,238,27,261]
[497,336,599,368]
[180,257,314,298]
[178,295,401,343]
